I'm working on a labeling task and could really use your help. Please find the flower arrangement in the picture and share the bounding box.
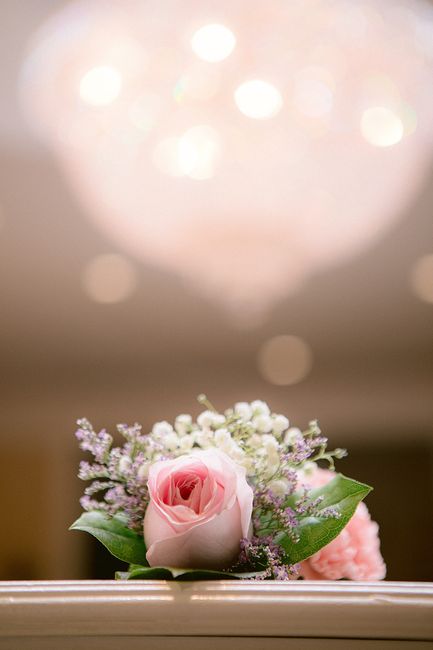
[71,396,385,581]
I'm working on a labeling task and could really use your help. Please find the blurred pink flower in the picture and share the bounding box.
[300,468,386,581]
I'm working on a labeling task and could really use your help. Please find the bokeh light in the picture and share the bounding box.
[400,103,418,137]
[82,254,137,304]
[191,24,236,62]
[178,125,221,179]
[79,65,122,107]
[153,126,221,179]
[258,335,313,386]
[361,107,404,147]
[234,80,283,120]
[411,254,433,304]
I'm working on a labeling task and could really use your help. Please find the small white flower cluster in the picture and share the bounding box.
[148,399,306,486]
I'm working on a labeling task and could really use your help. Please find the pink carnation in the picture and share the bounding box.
[299,468,386,581]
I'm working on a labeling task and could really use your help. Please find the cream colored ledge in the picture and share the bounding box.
[0,581,432,650]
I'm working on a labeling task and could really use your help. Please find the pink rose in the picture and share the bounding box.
[143,449,253,568]
[299,468,386,580]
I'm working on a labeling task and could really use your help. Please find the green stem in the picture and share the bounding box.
[197,394,217,412]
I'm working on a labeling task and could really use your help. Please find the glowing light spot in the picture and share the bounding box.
[82,254,136,303]
[79,66,122,106]
[191,24,236,63]
[178,125,221,179]
[361,107,404,147]
[235,80,283,120]
[400,103,418,136]
[153,127,220,179]
[258,335,313,386]
[411,254,433,304]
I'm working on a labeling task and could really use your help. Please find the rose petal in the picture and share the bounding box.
[145,499,243,569]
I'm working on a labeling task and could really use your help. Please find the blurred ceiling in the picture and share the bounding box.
[0,2,432,441]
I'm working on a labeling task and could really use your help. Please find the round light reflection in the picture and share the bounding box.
[191,24,236,62]
[258,335,313,386]
[79,66,122,106]
[361,107,404,147]
[411,254,433,304]
[235,80,283,120]
[178,125,221,179]
[82,254,137,303]
[153,126,221,179]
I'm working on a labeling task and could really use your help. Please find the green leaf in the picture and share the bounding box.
[70,511,148,566]
[116,566,173,580]
[115,564,266,581]
[277,474,372,564]
[173,568,241,581]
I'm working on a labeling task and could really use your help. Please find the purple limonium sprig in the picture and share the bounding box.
[253,488,301,543]
[294,488,341,520]
[76,418,113,464]
[252,476,341,550]
[78,461,109,480]
[75,418,151,531]
[234,536,299,580]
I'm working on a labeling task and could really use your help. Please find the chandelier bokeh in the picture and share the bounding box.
[20,0,433,318]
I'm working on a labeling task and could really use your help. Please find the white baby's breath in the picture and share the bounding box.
[262,434,279,453]
[268,478,290,497]
[214,427,232,452]
[264,451,280,478]
[248,433,262,449]
[239,456,255,476]
[179,434,194,452]
[230,442,246,461]
[174,414,192,435]
[212,413,226,428]
[164,432,179,451]
[252,414,273,433]
[251,400,271,416]
[301,461,318,476]
[272,414,289,436]
[137,461,150,481]
[234,401,253,421]
[152,421,174,437]
[284,427,302,446]
[143,400,333,502]
[194,428,212,448]
[197,410,226,429]
[118,455,131,475]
